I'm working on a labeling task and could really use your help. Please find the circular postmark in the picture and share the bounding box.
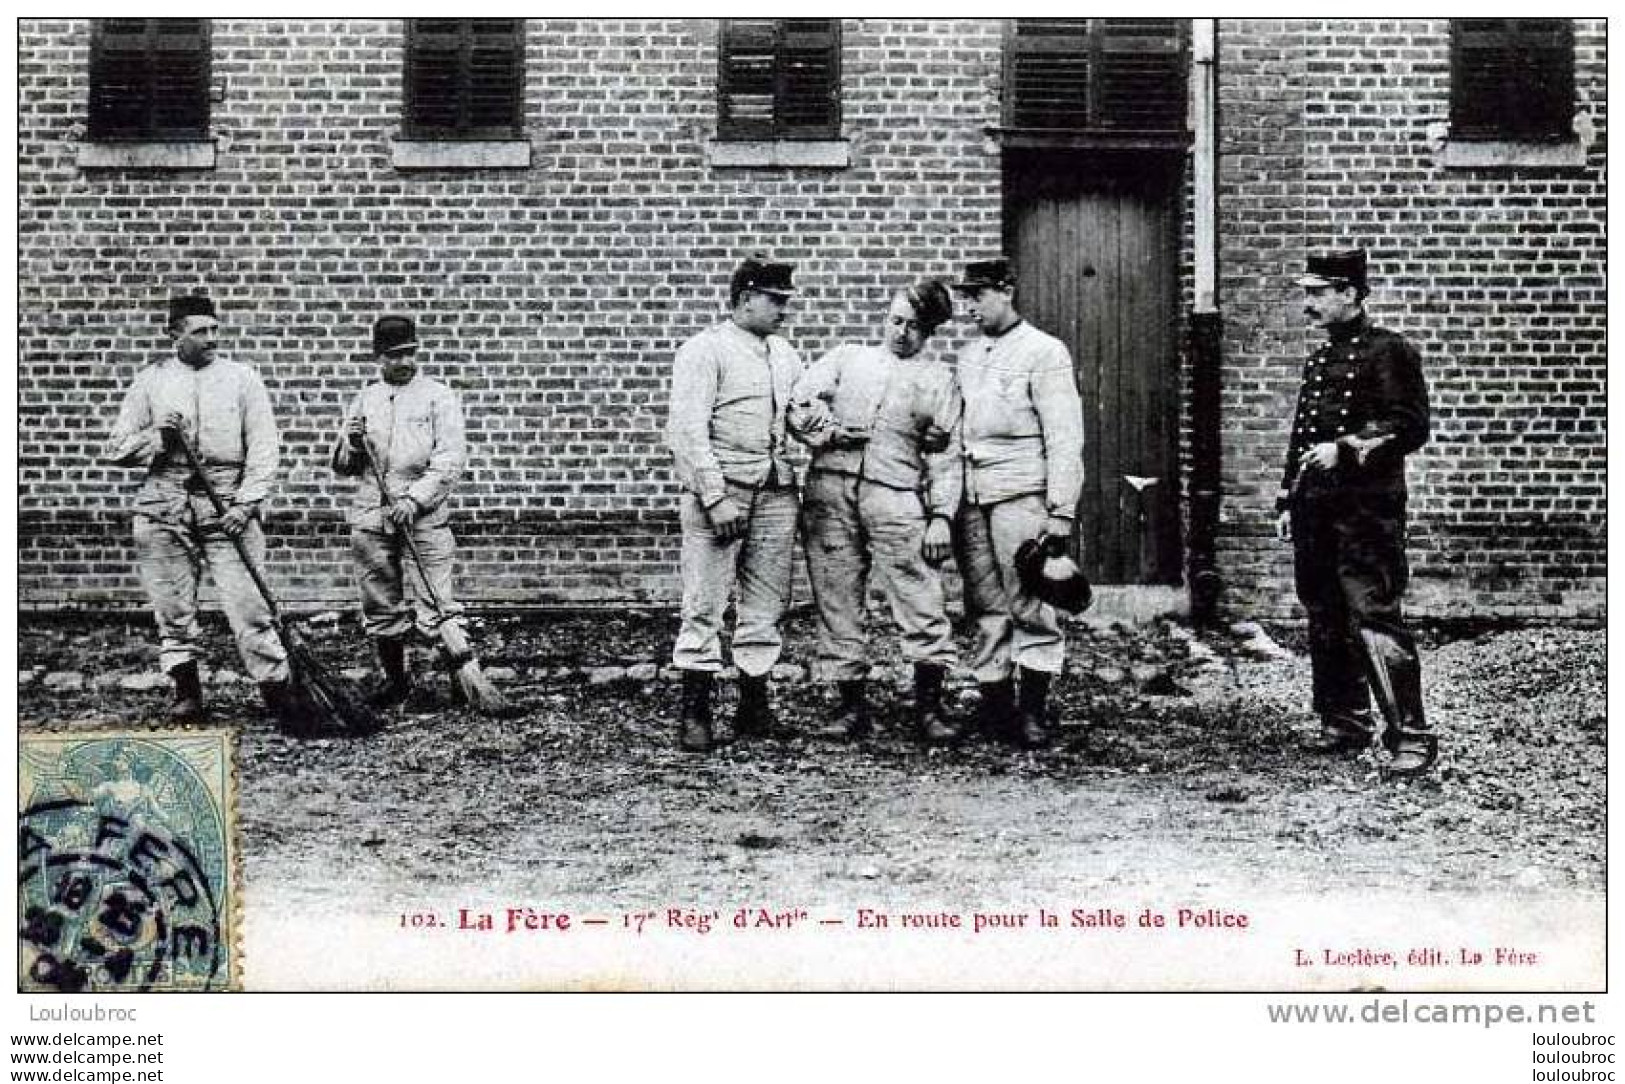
[18,738,228,992]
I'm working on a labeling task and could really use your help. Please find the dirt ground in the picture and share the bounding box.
[18,607,1605,919]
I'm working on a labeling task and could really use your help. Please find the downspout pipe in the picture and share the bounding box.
[1187,18,1224,625]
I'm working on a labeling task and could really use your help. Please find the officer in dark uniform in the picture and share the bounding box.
[1275,249,1435,775]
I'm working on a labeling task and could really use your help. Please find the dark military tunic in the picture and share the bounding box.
[1277,314,1428,508]
[1280,314,1433,754]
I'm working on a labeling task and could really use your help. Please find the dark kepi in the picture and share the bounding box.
[953,259,1016,293]
[168,295,216,324]
[731,258,796,298]
[1015,536,1092,615]
[1295,248,1367,291]
[372,314,418,355]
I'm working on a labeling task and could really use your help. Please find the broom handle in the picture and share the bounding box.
[173,432,286,627]
[357,433,451,620]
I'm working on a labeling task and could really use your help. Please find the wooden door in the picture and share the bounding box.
[1005,150,1183,584]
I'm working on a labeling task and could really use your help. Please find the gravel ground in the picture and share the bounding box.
[17,609,1605,912]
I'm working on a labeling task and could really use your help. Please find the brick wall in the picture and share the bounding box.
[18,19,1608,620]
[1216,18,1607,620]
[18,18,1004,609]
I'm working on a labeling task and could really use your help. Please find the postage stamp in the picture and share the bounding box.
[18,729,240,992]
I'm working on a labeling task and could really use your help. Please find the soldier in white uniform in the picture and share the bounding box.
[666,258,803,753]
[330,315,468,706]
[788,279,964,743]
[104,295,294,725]
[951,260,1085,749]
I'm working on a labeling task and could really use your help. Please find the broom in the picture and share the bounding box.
[359,435,514,716]
[175,435,383,738]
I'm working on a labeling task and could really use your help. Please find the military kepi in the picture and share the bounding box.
[1015,537,1092,616]
[1295,248,1368,291]
[168,295,216,324]
[954,259,1015,292]
[372,315,418,356]
[732,258,796,298]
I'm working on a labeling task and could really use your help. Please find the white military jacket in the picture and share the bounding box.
[330,372,466,532]
[957,320,1085,515]
[104,355,280,524]
[788,343,964,521]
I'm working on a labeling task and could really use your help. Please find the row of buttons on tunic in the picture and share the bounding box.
[1296,354,1360,435]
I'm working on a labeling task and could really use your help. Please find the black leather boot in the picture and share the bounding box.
[440,649,468,708]
[368,636,413,707]
[977,679,1016,743]
[168,661,205,723]
[734,673,776,739]
[1358,627,1436,775]
[1304,710,1375,755]
[1016,667,1053,750]
[914,663,961,745]
[260,679,313,736]
[678,670,713,753]
[815,680,869,740]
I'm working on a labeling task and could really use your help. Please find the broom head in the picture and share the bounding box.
[284,627,385,737]
[435,619,518,717]
[452,658,518,717]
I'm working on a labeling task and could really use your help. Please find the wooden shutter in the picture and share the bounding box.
[1008,20,1092,130]
[1098,19,1186,132]
[88,19,210,141]
[719,19,840,140]
[719,20,778,140]
[1007,19,1186,137]
[1451,19,1574,141]
[777,20,840,138]
[405,19,524,139]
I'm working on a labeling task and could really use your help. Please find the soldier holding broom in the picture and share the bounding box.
[104,295,306,729]
[331,315,506,713]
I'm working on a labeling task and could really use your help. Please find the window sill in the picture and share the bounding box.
[706,139,851,169]
[391,139,532,170]
[989,126,1191,153]
[1436,137,1586,169]
[78,141,216,170]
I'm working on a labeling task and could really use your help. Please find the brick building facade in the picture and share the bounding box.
[16,19,1607,620]
[1215,20,1607,620]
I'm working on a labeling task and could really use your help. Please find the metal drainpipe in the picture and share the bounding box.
[1187,18,1224,625]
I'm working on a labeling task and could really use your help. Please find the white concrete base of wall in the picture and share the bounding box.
[1071,585,1189,628]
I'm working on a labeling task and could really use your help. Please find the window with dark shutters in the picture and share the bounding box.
[1450,19,1574,142]
[718,19,840,140]
[1004,19,1187,143]
[88,18,211,141]
[403,19,525,140]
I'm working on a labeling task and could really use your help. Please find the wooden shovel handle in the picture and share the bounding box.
[358,436,451,620]
[172,432,284,625]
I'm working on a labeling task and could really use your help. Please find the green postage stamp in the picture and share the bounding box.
[18,729,240,992]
